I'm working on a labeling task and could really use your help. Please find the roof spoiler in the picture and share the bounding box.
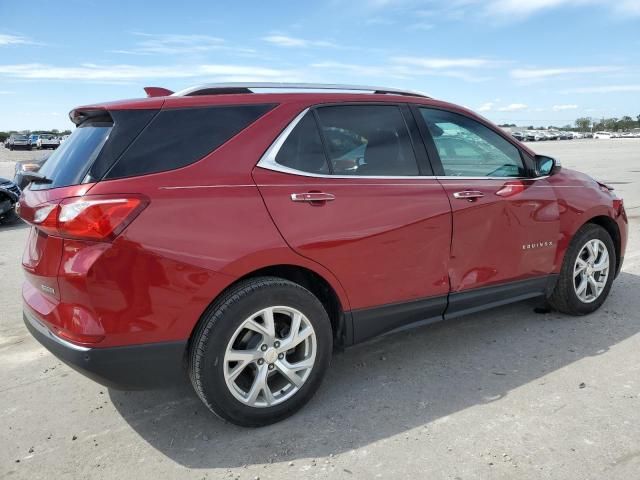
[144,86,174,98]
[68,108,112,126]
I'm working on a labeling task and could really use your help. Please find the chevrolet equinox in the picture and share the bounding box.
[18,83,628,426]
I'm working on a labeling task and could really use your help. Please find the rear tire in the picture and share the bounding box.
[189,277,333,427]
[548,224,616,315]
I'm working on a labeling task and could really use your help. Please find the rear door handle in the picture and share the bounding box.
[452,190,484,201]
[290,192,336,203]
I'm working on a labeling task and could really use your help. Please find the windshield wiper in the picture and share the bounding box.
[22,171,53,185]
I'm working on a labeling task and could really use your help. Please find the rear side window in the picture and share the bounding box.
[316,105,419,176]
[32,123,112,190]
[106,104,274,179]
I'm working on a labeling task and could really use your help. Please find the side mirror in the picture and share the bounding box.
[535,155,561,176]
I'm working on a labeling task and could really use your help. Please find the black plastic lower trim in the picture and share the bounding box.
[347,275,558,346]
[350,296,447,344]
[24,311,187,390]
[445,275,556,320]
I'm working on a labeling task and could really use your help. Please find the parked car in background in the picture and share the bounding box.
[37,134,60,149]
[13,155,49,189]
[59,134,70,143]
[7,134,32,150]
[594,131,613,139]
[0,176,21,222]
[18,83,628,427]
[511,131,525,141]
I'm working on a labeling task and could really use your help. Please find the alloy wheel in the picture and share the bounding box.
[223,306,317,408]
[573,239,609,303]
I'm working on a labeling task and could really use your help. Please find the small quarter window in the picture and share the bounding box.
[274,113,330,174]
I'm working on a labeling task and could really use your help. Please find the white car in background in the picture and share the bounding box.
[594,131,613,139]
[36,134,60,149]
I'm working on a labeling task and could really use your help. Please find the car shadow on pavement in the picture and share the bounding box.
[110,271,640,468]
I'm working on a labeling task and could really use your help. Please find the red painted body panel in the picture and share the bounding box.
[19,92,628,351]
[437,178,560,292]
[546,168,628,271]
[253,169,452,309]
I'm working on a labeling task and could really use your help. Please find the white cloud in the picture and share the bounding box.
[393,56,499,69]
[311,61,394,77]
[262,35,338,48]
[483,0,640,18]
[0,63,298,82]
[311,60,492,82]
[0,33,35,46]
[552,104,578,111]
[360,0,640,24]
[511,66,621,80]
[406,23,434,31]
[562,84,640,94]
[477,102,494,112]
[498,103,528,112]
[111,33,255,56]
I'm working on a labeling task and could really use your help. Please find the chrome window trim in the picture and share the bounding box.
[256,109,547,181]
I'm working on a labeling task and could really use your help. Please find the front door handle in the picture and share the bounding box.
[453,190,484,201]
[291,192,336,203]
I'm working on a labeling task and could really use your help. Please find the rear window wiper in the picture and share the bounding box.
[22,171,53,185]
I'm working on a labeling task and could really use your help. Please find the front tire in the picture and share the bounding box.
[189,277,333,427]
[548,224,616,315]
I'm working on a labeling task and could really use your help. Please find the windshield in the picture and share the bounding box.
[31,123,112,190]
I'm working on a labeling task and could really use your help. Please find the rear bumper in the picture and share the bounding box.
[24,309,187,390]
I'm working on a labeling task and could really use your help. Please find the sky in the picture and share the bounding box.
[0,0,638,131]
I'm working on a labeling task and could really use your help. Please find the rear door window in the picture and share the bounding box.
[315,105,419,176]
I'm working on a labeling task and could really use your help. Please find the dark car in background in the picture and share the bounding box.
[7,134,32,150]
[0,176,21,222]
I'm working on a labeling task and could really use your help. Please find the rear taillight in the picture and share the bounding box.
[30,195,147,241]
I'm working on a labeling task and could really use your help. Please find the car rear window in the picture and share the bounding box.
[105,104,275,179]
[31,122,112,190]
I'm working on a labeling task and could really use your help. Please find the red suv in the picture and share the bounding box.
[19,83,627,426]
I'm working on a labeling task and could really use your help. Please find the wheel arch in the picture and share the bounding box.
[188,264,352,355]
[585,215,622,276]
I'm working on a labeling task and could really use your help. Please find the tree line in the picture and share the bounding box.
[500,114,640,132]
[574,115,640,132]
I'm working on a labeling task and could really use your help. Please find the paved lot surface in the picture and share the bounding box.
[1,140,639,479]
